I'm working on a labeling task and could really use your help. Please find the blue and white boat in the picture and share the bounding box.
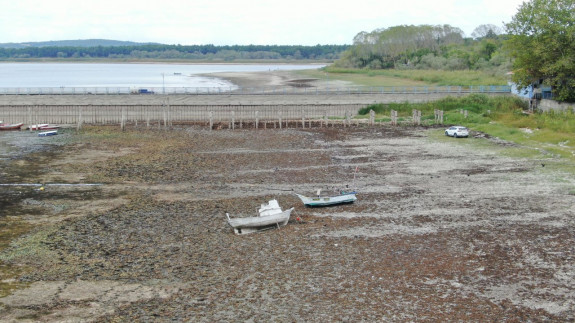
[38,130,58,137]
[295,190,357,207]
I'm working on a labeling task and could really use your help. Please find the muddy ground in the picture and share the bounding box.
[0,124,574,322]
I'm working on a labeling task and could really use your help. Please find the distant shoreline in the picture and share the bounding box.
[0,58,332,65]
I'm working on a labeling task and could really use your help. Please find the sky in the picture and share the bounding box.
[1,0,526,45]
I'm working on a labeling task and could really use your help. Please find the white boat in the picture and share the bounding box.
[295,190,357,207]
[38,130,58,137]
[29,124,60,131]
[226,199,295,235]
[27,124,49,130]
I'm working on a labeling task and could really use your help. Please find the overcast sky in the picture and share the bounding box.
[1,0,526,45]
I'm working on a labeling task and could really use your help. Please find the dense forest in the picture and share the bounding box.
[0,42,349,61]
[0,26,508,70]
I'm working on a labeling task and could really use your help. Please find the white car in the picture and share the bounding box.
[445,126,469,138]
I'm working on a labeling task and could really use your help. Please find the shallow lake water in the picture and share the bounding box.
[0,63,325,88]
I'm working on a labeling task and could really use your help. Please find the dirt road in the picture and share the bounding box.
[1,124,574,321]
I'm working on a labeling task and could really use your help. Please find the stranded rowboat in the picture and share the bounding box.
[27,124,49,130]
[28,124,60,131]
[295,191,357,207]
[0,123,24,131]
[296,166,360,207]
[38,130,58,137]
[226,199,295,235]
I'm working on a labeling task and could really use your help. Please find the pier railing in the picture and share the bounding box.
[0,104,364,126]
[0,85,512,96]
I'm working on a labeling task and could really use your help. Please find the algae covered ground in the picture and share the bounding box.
[1,125,574,322]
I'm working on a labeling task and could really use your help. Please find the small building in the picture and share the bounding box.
[510,78,552,111]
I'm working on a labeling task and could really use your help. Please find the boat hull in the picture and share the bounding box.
[27,124,49,130]
[295,193,357,207]
[226,207,294,235]
[38,130,58,137]
[28,124,60,131]
[0,123,24,131]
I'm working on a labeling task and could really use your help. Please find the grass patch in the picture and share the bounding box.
[0,219,33,297]
[300,67,510,86]
[295,68,428,87]
[357,94,575,166]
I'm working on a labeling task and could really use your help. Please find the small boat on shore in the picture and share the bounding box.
[226,199,294,235]
[38,130,58,137]
[296,166,359,207]
[0,122,24,131]
[27,124,49,130]
[295,190,357,207]
[28,124,60,131]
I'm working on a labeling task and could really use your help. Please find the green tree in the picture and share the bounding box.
[337,24,464,69]
[505,0,575,102]
[471,24,503,39]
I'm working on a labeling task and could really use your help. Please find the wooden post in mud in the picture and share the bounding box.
[146,107,150,128]
[121,106,126,131]
[209,111,213,131]
[255,111,259,129]
[369,109,375,126]
[166,97,171,126]
[345,111,351,127]
[434,109,444,124]
[278,111,282,129]
[27,106,32,128]
[391,110,398,126]
[412,109,421,125]
[231,111,235,130]
[77,106,84,131]
[323,111,328,128]
[301,110,305,129]
[162,105,167,129]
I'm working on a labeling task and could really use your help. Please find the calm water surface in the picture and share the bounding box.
[0,63,324,88]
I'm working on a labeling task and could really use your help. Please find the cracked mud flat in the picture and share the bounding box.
[1,125,574,322]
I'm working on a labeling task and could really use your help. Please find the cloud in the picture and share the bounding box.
[1,0,525,45]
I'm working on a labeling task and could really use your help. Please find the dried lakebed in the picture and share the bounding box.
[0,126,574,322]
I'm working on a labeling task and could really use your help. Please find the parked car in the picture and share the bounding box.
[130,88,155,94]
[445,126,469,138]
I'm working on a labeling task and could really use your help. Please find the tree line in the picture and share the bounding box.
[335,0,574,102]
[335,24,509,74]
[1,0,571,101]
[0,44,350,61]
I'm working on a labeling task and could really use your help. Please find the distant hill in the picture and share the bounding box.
[0,39,163,49]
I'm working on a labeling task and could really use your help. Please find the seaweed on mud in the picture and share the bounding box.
[1,126,573,322]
